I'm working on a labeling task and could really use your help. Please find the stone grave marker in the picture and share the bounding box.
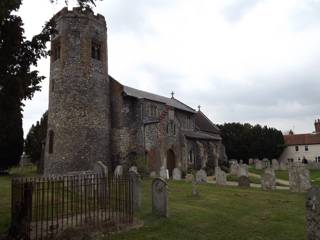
[289,166,312,192]
[215,167,227,186]
[238,176,250,188]
[261,168,276,191]
[192,180,199,196]
[114,165,123,177]
[196,169,207,183]
[129,171,141,211]
[306,187,320,240]
[255,160,263,170]
[93,161,108,176]
[271,159,279,170]
[279,161,288,170]
[248,158,254,165]
[230,162,239,175]
[237,164,248,177]
[262,158,270,169]
[129,166,138,174]
[172,168,181,180]
[159,166,168,180]
[152,178,168,217]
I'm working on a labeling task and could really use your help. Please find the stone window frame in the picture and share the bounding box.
[149,104,158,118]
[48,130,54,154]
[91,40,101,61]
[166,120,176,136]
[188,150,194,164]
[295,145,299,152]
[305,145,309,151]
[51,38,61,62]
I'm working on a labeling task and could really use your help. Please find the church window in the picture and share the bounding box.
[188,150,194,163]
[91,41,101,60]
[52,41,60,62]
[48,130,54,154]
[149,104,158,117]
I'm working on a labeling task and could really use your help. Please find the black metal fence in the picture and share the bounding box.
[10,173,133,240]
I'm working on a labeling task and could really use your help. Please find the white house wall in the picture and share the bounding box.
[279,144,320,162]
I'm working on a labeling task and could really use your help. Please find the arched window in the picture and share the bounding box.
[91,41,101,60]
[48,130,54,154]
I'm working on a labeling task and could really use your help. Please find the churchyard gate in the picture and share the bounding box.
[10,173,133,239]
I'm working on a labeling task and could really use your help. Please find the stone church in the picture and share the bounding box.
[43,7,226,176]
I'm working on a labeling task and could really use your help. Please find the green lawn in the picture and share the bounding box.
[227,174,261,184]
[0,167,308,240]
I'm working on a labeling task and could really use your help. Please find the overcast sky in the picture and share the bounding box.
[19,0,320,136]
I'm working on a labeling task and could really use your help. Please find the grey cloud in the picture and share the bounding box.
[222,0,262,23]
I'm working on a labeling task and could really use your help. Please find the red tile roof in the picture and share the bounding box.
[284,133,320,145]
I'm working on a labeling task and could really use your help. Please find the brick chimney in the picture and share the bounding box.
[315,119,320,133]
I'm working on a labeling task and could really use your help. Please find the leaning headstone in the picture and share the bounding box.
[129,171,141,211]
[306,187,320,240]
[238,176,250,188]
[93,161,108,176]
[195,169,207,183]
[185,174,194,182]
[129,166,138,174]
[172,168,182,180]
[152,178,168,217]
[261,168,276,191]
[255,160,263,170]
[289,166,312,192]
[215,167,227,186]
[230,162,239,175]
[272,159,279,170]
[237,164,248,177]
[159,166,168,180]
[150,171,157,178]
[114,165,123,177]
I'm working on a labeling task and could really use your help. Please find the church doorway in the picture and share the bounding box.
[167,149,176,177]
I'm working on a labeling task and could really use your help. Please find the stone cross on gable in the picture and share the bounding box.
[171,91,175,99]
[198,105,201,111]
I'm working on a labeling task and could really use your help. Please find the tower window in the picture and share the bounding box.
[52,41,60,62]
[91,41,101,60]
[48,130,54,154]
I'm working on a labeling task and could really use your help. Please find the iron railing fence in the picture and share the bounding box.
[10,173,133,240]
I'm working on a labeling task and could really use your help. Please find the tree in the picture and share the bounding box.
[0,0,100,170]
[218,123,284,163]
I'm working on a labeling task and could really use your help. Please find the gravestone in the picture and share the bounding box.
[248,158,254,165]
[289,166,312,192]
[185,174,194,182]
[172,168,181,180]
[93,161,108,176]
[196,169,207,183]
[255,160,263,170]
[150,171,157,178]
[262,158,270,169]
[238,176,250,188]
[261,168,276,191]
[114,165,123,177]
[129,171,141,211]
[19,152,31,167]
[152,178,168,217]
[215,167,227,186]
[159,166,168,180]
[230,162,239,175]
[237,164,248,177]
[129,166,138,174]
[306,187,320,240]
[192,180,198,196]
[279,161,288,170]
[271,159,279,170]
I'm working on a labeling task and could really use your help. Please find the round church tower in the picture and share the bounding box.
[44,7,110,174]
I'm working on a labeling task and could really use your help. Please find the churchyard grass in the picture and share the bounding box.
[110,179,306,240]
[226,175,261,184]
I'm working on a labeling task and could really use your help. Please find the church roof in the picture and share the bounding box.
[123,85,196,113]
[284,133,320,145]
[195,111,220,134]
[182,130,222,141]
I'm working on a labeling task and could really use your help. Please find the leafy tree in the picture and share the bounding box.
[0,0,100,170]
[218,123,284,163]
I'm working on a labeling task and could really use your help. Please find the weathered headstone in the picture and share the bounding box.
[172,168,181,180]
[19,152,31,167]
[93,161,108,176]
[215,167,227,186]
[196,169,207,183]
[262,158,270,169]
[289,166,312,192]
[271,159,279,170]
[114,165,123,177]
[279,161,288,170]
[248,158,254,165]
[129,166,138,174]
[129,171,141,211]
[261,168,276,191]
[255,159,263,170]
[230,162,239,175]
[238,176,250,188]
[185,174,194,182]
[237,164,248,177]
[150,171,157,178]
[159,166,168,180]
[306,187,320,240]
[152,178,168,217]
[192,180,198,196]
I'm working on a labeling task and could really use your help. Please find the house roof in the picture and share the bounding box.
[123,85,196,113]
[284,133,320,145]
[182,130,222,141]
[195,111,220,134]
